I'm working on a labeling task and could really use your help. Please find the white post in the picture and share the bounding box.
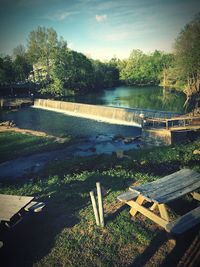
[96,182,104,227]
[90,191,100,226]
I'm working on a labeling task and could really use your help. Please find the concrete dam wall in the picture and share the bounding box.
[34,99,142,127]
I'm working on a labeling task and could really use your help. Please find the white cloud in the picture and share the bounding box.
[95,14,107,23]
[46,10,79,21]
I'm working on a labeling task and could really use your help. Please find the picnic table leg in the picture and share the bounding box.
[150,203,157,211]
[127,200,169,229]
[129,195,145,217]
[158,204,170,222]
[191,192,200,201]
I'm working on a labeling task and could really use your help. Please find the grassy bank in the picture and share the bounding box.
[0,131,73,163]
[0,131,200,266]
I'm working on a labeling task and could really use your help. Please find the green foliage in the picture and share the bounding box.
[175,13,200,81]
[95,58,119,89]
[0,55,15,83]
[119,49,173,86]
[13,54,32,82]
[161,13,200,107]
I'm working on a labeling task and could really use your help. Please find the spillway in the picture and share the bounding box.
[34,99,142,127]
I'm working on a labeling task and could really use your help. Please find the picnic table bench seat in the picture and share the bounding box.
[117,191,139,202]
[166,206,200,234]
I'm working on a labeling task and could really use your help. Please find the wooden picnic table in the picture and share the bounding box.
[118,169,200,234]
[0,194,34,223]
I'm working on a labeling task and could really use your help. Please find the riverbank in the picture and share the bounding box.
[0,128,74,165]
[0,122,70,142]
[0,130,200,266]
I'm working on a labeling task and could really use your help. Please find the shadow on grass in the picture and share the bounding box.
[0,170,130,267]
[129,227,200,267]
[129,198,200,267]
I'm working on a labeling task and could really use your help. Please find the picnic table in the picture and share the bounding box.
[0,194,45,248]
[0,194,45,227]
[118,169,200,234]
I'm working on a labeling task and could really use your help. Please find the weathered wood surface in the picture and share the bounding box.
[127,199,169,228]
[129,169,200,204]
[117,191,139,202]
[166,206,200,234]
[24,201,45,212]
[0,194,34,221]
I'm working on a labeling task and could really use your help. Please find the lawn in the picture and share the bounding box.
[0,131,73,163]
[0,131,200,266]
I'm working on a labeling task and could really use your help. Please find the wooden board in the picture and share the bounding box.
[166,206,200,234]
[117,191,138,202]
[129,169,200,204]
[0,194,34,221]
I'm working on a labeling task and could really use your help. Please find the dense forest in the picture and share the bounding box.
[0,13,199,108]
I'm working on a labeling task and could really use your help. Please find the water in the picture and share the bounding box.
[0,86,186,178]
[0,85,185,153]
[65,86,186,113]
[0,108,141,179]
[0,108,141,138]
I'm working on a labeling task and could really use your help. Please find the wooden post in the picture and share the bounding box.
[90,191,100,226]
[166,120,169,129]
[96,182,104,227]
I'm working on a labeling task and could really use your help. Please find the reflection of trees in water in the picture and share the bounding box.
[184,92,200,113]
[62,86,186,113]
[161,89,186,113]
[113,89,185,112]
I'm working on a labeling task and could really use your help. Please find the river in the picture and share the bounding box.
[0,86,186,179]
[65,85,186,113]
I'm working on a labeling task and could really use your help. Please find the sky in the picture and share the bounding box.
[0,0,200,60]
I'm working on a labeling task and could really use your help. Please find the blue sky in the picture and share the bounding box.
[0,0,200,60]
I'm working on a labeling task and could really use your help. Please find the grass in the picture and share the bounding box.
[0,131,200,266]
[0,131,73,163]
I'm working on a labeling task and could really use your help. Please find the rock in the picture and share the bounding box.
[112,134,124,141]
[89,147,96,152]
[0,120,16,127]
[123,137,135,144]
[116,150,124,158]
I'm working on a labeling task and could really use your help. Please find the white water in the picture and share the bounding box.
[34,99,142,127]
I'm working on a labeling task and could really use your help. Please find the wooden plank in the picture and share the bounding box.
[129,195,145,217]
[117,191,139,202]
[90,191,100,226]
[158,204,170,221]
[127,200,168,229]
[0,194,34,221]
[191,192,200,201]
[166,206,200,234]
[24,201,45,212]
[150,203,157,211]
[129,169,200,203]
[130,169,200,193]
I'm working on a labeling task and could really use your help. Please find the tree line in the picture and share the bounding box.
[0,13,199,109]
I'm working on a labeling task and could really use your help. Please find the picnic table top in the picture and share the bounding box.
[0,194,34,222]
[129,169,200,204]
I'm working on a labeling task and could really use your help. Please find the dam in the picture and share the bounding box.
[34,99,180,127]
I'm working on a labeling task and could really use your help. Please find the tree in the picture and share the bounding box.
[174,13,200,108]
[119,49,172,86]
[27,26,61,68]
[0,56,15,84]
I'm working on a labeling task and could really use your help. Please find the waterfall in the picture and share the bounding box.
[33,99,142,127]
